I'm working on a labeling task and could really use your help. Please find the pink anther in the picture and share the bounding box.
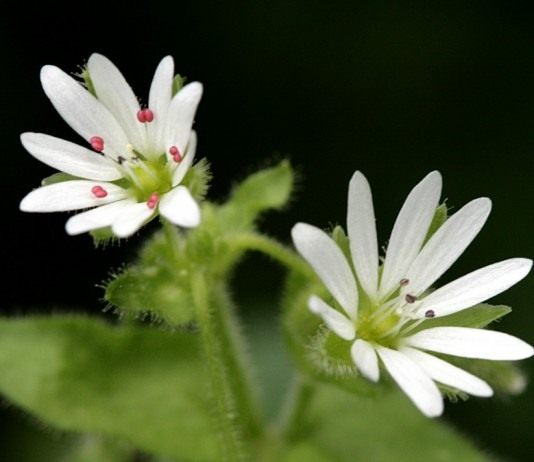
[147,192,160,209]
[91,185,108,198]
[90,136,104,152]
[137,108,154,123]
[169,145,182,162]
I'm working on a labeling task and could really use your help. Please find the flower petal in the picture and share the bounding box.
[292,223,358,318]
[164,82,203,154]
[401,347,493,397]
[404,197,492,296]
[347,171,379,300]
[20,181,127,212]
[308,295,355,341]
[417,258,532,317]
[21,132,122,181]
[405,327,534,360]
[40,65,129,160]
[65,199,135,235]
[351,339,380,382]
[148,56,174,153]
[159,186,201,228]
[172,131,197,186]
[376,346,443,417]
[112,202,156,238]
[87,53,145,151]
[379,171,442,298]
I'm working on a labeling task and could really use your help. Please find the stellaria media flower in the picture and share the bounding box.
[292,171,533,417]
[20,53,202,237]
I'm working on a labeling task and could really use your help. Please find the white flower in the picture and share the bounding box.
[292,171,533,417]
[20,53,203,237]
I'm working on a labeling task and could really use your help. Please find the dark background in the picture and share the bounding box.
[1,1,534,460]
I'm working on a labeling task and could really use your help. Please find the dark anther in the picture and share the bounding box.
[405,293,417,304]
[399,278,410,286]
[425,309,435,318]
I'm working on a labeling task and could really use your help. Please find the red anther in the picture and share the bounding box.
[143,108,154,122]
[137,108,154,123]
[169,145,182,162]
[91,185,108,198]
[90,136,104,152]
[146,192,160,209]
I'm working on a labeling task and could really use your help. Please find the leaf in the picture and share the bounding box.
[411,303,511,334]
[279,384,489,462]
[0,316,218,460]
[60,436,133,462]
[219,161,294,231]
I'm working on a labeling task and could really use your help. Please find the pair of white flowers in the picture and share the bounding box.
[20,54,533,417]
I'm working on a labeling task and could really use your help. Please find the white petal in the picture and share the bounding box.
[21,132,122,181]
[159,186,201,228]
[112,202,155,238]
[347,171,379,300]
[164,82,203,154]
[87,53,145,151]
[405,327,534,360]
[172,131,197,186]
[40,65,129,159]
[376,346,443,417]
[291,223,358,318]
[65,199,135,235]
[20,181,127,212]
[404,198,491,296]
[401,347,493,397]
[417,258,533,317]
[379,171,442,298]
[308,295,355,341]
[148,56,174,152]
[351,339,380,382]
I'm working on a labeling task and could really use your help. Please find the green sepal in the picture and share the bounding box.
[90,227,120,249]
[61,436,133,462]
[278,384,488,462]
[410,303,511,334]
[423,202,448,244]
[181,158,212,200]
[0,316,219,460]
[41,172,81,186]
[172,74,186,96]
[80,66,96,97]
[331,226,351,263]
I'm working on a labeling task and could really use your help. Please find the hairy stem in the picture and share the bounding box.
[228,232,313,278]
[279,375,315,442]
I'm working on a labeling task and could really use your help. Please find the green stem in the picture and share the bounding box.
[279,375,315,442]
[228,232,314,277]
[191,273,248,461]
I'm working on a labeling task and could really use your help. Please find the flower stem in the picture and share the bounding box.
[279,375,315,442]
[228,232,314,278]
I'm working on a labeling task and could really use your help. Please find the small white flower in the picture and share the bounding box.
[292,171,533,417]
[20,53,203,237]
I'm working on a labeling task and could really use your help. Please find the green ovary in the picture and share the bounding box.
[129,159,173,202]
[356,309,401,348]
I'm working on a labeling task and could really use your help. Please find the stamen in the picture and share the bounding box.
[117,156,126,165]
[399,278,409,286]
[137,108,155,123]
[91,185,108,198]
[424,309,435,318]
[169,145,182,162]
[405,293,417,304]
[147,192,160,209]
[90,136,104,152]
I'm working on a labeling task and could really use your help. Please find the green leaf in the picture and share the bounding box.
[105,264,194,325]
[411,303,511,334]
[219,161,294,231]
[0,316,218,460]
[279,384,489,462]
[61,436,133,462]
